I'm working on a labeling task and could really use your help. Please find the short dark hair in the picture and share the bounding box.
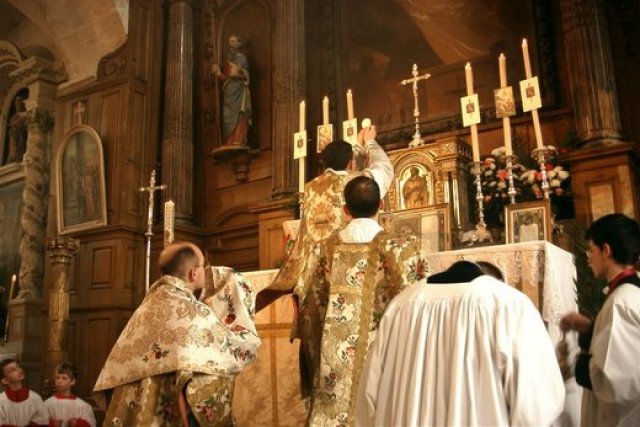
[322,140,353,171]
[55,362,77,380]
[344,176,380,218]
[159,245,200,278]
[586,213,640,265]
[0,358,17,379]
[427,261,484,283]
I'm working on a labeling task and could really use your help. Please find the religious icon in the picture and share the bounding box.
[316,124,333,153]
[57,125,108,234]
[519,76,542,112]
[400,166,431,210]
[460,94,481,127]
[293,130,307,159]
[494,87,516,118]
[505,199,551,243]
[342,118,358,145]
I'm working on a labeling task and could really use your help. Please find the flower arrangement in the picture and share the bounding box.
[477,146,573,227]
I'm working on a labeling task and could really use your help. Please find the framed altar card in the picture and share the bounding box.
[342,118,358,145]
[494,86,516,118]
[316,124,333,153]
[56,125,108,234]
[293,130,307,159]
[391,203,451,253]
[505,199,552,244]
[519,76,542,112]
[460,94,480,127]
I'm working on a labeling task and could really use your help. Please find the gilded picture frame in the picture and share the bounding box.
[56,125,107,234]
[505,199,552,244]
[379,203,451,253]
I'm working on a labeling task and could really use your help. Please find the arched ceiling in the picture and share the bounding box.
[0,0,128,85]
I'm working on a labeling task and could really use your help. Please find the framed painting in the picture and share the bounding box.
[505,199,552,244]
[56,125,107,234]
[379,203,451,253]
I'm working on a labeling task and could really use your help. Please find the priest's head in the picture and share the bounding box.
[158,241,206,292]
[343,176,382,219]
[322,140,353,171]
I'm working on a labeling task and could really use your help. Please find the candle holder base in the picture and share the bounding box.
[531,145,557,199]
[499,153,519,204]
[409,133,424,147]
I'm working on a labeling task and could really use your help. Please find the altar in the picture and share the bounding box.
[232,241,578,426]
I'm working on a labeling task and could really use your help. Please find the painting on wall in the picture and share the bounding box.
[56,125,107,234]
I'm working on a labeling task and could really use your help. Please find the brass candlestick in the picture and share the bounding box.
[531,146,556,199]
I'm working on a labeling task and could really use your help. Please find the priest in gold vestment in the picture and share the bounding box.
[293,177,428,425]
[93,242,261,426]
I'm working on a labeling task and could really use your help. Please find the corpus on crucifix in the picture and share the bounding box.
[138,169,166,292]
[401,63,431,147]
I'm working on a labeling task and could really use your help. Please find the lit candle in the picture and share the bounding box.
[299,100,306,132]
[322,96,329,125]
[8,274,16,301]
[464,63,480,162]
[522,38,532,79]
[464,63,474,96]
[164,200,175,247]
[499,53,513,157]
[346,89,354,120]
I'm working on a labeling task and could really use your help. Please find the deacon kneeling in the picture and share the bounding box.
[93,241,261,426]
[356,260,565,426]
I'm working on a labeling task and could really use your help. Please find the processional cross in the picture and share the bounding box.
[138,169,166,292]
[401,63,431,147]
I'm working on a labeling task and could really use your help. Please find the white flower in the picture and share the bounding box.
[547,170,557,178]
[489,181,497,187]
[558,170,569,180]
[485,170,493,177]
[491,147,505,157]
[528,173,536,183]
[550,179,561,187]
[553,166,563,172]
[497,181,507,189]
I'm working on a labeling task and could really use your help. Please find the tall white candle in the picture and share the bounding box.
[499,53,513,157]
[522,38,532,79]
[346,89,354,120]
[322,96,329,125]
[299,100,306,132]
[8,274,16,300]
[464,63,480,162]
[164,200,175,247]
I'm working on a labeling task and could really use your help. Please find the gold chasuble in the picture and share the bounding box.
[297,231,428,426]
[270,170,364,292]
[94,268,261,426]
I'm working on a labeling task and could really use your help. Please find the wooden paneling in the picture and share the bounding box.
[90,246,114,288]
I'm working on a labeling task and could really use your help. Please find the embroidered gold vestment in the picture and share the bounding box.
[94,268,261,426]
[295,231,428,426]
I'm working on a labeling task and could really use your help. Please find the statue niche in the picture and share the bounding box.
[3,91,29,165]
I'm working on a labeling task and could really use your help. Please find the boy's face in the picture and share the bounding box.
[54,373,75,393]
[587,240,609,280]
[1,362,24,387]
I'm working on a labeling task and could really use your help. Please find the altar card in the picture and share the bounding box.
[342,118,358,145]
[316,124,333,153]
[293,130,307,159]
[494,86,516,118]
[460,94,480,127]
[520,76,542,112]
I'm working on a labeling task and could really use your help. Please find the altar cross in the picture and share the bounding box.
[401,63,431,147]
[138,169,167,292]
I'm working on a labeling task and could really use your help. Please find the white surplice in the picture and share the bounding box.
[582,282,640,427]
[355,275,565,427]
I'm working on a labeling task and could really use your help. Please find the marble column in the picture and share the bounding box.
[45,237,79,382]
[162,0,194,222]
[560,0,623,147]
[18,108,54,300]
[271,0,305,199]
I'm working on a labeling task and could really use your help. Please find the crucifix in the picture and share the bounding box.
[138,169,167,292]
[401,63,431,147]
[73,101,86,126]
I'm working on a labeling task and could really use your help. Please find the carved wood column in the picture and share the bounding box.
[18,107,53,300]
[271,0,305,199]
[45,237,79,384]
[560,0,623,147]
[162,0,194,222]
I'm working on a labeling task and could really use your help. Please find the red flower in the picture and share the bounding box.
[535,172,543,181]
[155,352,162,359]
[496,170,508,181]
[225,314,236,324]
[544,163,554,171]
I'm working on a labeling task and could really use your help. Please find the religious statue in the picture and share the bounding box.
[402,166,429,209]
[212,34,252,146]
[5,96,28,164]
